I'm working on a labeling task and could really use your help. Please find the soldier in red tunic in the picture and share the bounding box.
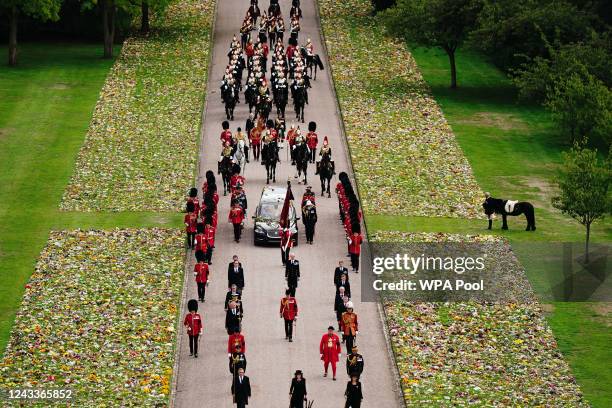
[184,202,198,249]
[228,328,246,355]
[183,299,203,357]
[280,289,298,342]
[341,301,358,354]
[187,187,200,214]
[306,121,318,163]
[229,201,245,242]
[221,120,233,146]
[348,230,363,273]
[319,326,342,380]
[194,223,208,263]
[204,221,216,265]
[194,259,210,302]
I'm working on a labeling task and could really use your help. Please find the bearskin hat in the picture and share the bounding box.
[232,164,241,175]
[189,187,198,198]
[197,223,205,234]
[205,170,215,181]
[351,222,361,234]
[195,250,206,263]
[308,121,316,132]
[222,120,230,130]
[186,201,195,213]
[187,299,198,312]
[289,37,298,47]
[266,119,274,128]
[338,172,349,182]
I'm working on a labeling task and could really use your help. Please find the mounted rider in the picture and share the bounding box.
[319,136,331,158]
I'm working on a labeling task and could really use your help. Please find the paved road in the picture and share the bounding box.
[172,0,401,406]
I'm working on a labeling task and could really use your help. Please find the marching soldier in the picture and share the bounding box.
[280,227,293,265]
[280,289,298,342]
[221,120,233,146]
[341,302,358,354]
[187,187,200,214]
[183,299,203,358]
[229,200,245,243]
[184,202,198,249]
[348,230,363,273]
[302,185,316,207]
[225,284,242,310]
[194,223,208,263]
[229,344,247,375]
[228,328,246,355]
[346,346,364,378]
[319,326,342,380]
[204,220,216,265]
[306,121,318,163]
[194,258,210,302]
[285,253,300,296]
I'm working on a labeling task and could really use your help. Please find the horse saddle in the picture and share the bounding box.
[505,200,518,213]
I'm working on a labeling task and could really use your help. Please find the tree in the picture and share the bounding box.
[137,0,171,33]
[1,0,63,66]
[552,144,611,262]
[382,0,483,88]
[545,73,612,146]
[81,0,134,58]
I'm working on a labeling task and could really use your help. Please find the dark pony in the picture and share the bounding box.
[292,86,306,123]
[221,83,237,120]
[245,83,258,114]
[273,82,288,118]
[256,93,272,122]
[218,155,234,196]
[261,140,279,184]
[482,196,536,231]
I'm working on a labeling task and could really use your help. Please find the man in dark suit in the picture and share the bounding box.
[228,259,245,290]
[335,273,351,298]
[285,253,300,296]
[225,284,242,310]
[231,367,251,407]
[225,300,243,335]
[334,260,349,286]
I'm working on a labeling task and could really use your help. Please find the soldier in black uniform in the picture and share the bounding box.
[229,344,247,375]
[346,346,364,378]
[285,253,300,296]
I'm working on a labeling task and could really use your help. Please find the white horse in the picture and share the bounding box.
[232,139,248,174]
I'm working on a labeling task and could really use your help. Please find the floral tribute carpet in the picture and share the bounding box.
[61,0,215,212]
[0,229,184,406]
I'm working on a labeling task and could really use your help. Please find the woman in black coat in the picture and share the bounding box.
[344,375,363,408]
[289,370,307,408]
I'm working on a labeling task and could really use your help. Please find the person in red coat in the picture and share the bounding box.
[184,202,198,249]
[280,289,298,342]
[228,329,246,355]
[184,299,203,357]
[204,222,216,265]
[320,326,342,380]
[221,120,233,146]
[306,121,318,163]
[194,259,210,302]
[194,223,208,263]
[229,201,245,242]
[348,231,363,273]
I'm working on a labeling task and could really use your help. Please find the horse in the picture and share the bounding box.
[221,83,237,120]
[232,139,248,174]
[245,84,258,114]
[300,47,324,80]
[292,85,306,123]
[273,83,288,118]
[261,140,279,184]
[317,152,335,197]
[218,155,234,196]
[292,142,309,184]
[482,196,536,231]
[256,94,272,122]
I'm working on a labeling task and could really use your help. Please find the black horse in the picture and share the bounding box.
[316,152,335,197]
[292,86,306,123]
[273,83,288,118]
[218,156,234,195]
[221,83,237,120]
[300,47,324,80]
[261,140,279,184]
[293,142,309,184]
[245,84,258,114]
[256,93,272,122]
[482,196,536,231]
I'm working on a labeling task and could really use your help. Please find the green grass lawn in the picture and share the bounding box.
[378,46,611,406]
[0,43,177,353]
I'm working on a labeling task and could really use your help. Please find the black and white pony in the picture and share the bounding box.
[300,47,324,80]
[261,140,279,184]
[316,151,334,197]
[292,142,309,184]
[482,195,536,231]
